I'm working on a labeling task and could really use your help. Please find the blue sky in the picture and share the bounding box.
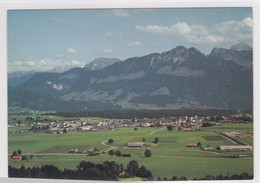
[8,8,252,72]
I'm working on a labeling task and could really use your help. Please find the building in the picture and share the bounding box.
[183,128,193,132]
[186,143,197,147]
[69,149,78,153]
[12,155,22,161]
[217,145,253,151]
[127,142,144,148]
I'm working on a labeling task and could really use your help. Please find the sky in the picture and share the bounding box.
[7,8,253,73]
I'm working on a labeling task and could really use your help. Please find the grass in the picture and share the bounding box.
[8,123,253,180]
[9,154,253,180]
[201,136,226,141]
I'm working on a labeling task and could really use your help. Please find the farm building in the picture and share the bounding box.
[186,143,197,147]
[217,145,253,151]
[12,155,22,161]
[69,149,78,153]
[183,128,193,131]
[127,142,144,148]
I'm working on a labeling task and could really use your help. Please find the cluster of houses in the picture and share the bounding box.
[8,112,253,134]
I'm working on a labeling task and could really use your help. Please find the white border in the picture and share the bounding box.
[0,0,259,183]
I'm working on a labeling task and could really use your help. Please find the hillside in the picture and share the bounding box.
[13,43,253,111]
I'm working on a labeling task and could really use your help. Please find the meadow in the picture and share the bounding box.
[8,123,253,180]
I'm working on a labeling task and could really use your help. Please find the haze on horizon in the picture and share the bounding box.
[8,8,252,73]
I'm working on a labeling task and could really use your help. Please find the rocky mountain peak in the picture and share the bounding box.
[84,57,121,70]
[230,42,252,51]
[48,65,75,73]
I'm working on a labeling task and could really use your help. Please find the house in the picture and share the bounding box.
[186,143,197,147]
[69,149,78,153]
[183,128,193,131]
[217,145,253,151]
[203,147,213,151]
[12,155,22,161]
[81,128,88,132]
[142,123,151,127]
[127,142,144,148]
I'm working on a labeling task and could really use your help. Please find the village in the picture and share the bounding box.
[8,112,253,153]
[8,112,253,135]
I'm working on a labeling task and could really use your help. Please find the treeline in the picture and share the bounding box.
[157,172,253,181]
[50,109,249,119]
[8,86,120,112]
[8,161,252,181]
[9,160,153,181]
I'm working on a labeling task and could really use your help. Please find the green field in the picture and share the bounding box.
[8,123,253,180]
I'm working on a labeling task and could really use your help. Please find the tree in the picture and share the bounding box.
[127,160,139,177]
[154,137,159,144]
[134,127,138,131]
[17,149,22,155]
[63,128,67,133]
[11,151,17,158]
[167,125,173,131]
[171,176,178,180]
[108,150,114,156]
[144,149,152,157]
[115,151,121,157]
[108,139,114,144]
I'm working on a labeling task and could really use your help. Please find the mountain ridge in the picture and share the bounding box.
[12,43,253,111]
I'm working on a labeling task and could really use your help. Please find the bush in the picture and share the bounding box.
[144,150,152,157]
[108,150,114,156]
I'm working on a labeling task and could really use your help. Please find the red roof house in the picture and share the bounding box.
[186,143,197,147]
[12,155,22,161]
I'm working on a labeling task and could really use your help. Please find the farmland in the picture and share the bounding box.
[8,120,253,180]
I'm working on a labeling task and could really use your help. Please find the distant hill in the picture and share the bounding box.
[8,70,37,87]
[48,65,76,73]
[8,86,120,112]
[14,44,253,111]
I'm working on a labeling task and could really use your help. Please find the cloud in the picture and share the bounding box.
[55,54,62,58]
[135,17,252,44]
[102,49,113,53]
[105,31,122,37]
[25,60,35,66]
[127,41,143,47]
[9,58,71,72]
[105,32,114,36]
[53,16,64,22]
[113,9,130,17]
[66,48,78,54]
[212,17,252,42]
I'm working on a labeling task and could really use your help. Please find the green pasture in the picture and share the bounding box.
[201,123,253,133]
[8,123,254,180]
[9,153,253,180]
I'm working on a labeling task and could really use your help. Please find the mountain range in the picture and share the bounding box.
[9,43,253,112]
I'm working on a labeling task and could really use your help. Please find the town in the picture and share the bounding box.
[8,112,253,134]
